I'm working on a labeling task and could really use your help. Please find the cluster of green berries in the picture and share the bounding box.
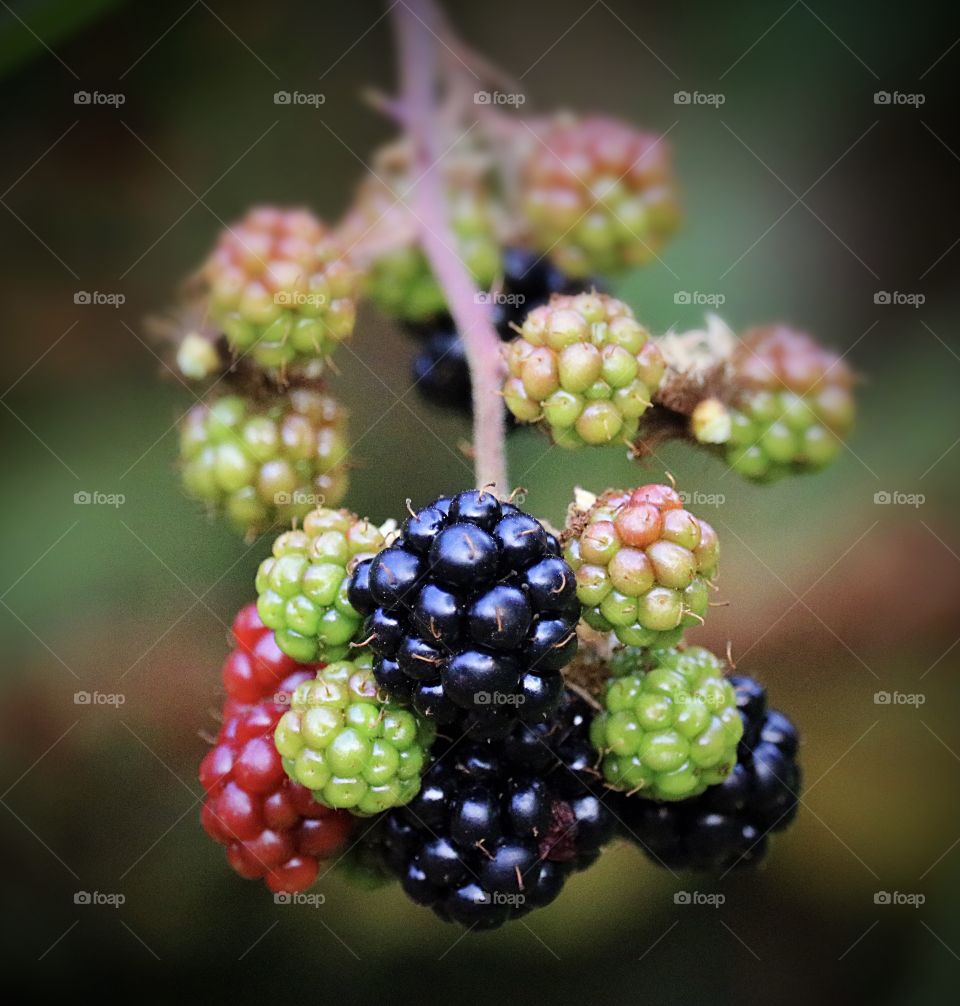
[180,390,349,536]
[201,206,361,371]
[520,115,679,278]
[256,507,386,662]
[692,325,856,481]
[590,645,743,800]
[503,293,665,447]
[564,483,719,648]
[274,652,436,815]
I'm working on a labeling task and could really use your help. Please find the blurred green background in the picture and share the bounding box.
[2,0,959,999]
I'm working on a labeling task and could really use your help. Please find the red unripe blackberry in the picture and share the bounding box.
[200,680,354,893]
[200,206,361,371]
[519,115,679,277]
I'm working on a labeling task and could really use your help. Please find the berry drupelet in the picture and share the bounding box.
[274,652,436,815]
[590,646,743,800]
[200,206,361,372]
[180,389,350,537]
[503,293,665,446]
[347,491,581,734]
[200,676,355,893]
[564,483,719,647]
[616,675,801,870]
[256,507,387,663]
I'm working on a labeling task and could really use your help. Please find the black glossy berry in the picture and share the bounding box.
[493,514,548,571]
[369,547,424,608]
[525,618,577,672]
[523,557,578,613]
[480,840,538,895]
[468,585,532,650]
[369,608,403,658]
[412,331,471,411]
[346,558,374,614]
[412,681,459,725]
[506,778,552,837]
[448,489,502,531]
[397,635,444,680]
[373,657,411,698]
[403,505,447,555]
[518,670,564,722]
[413,583,462,648]
[445,650,520,710]
[451,786,501,846]
[429,524,499,590]
[419,837,469,888]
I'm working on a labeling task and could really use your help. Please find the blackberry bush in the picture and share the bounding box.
[346,490,581,733]
[255,506,386,663]
[180,389,349,537]
[564,483,719,647]
[200,206,361,371]
[503,292,665,446]
[617,675,801,869]
[274,652,436,815]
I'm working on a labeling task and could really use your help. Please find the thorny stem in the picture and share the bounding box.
[393,0,509,493]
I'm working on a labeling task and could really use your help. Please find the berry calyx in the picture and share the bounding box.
[503,293,665,446]
[590,645,743,800]
[564,484,718,647]
[180,389,349,537]
[200,681,355,893]
[347,491,581,733]
[519,114,679,277]
[274,652,436,815]
[200,207,362,372]
[616,675,801,869]
[256,506,387,663]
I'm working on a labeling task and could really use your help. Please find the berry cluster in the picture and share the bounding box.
[347,491,581,734]
[693,325,856,481]
[274,652,436,815]
[200,608,355,892]
[373,690,617,928]
[180,390,349,536]
[503,293,665,446]
[617,675,801,869]
[590,646,743,800]
[564,484,719,648]
[201,207,361,371]
[520,115,680,277]
[410,248,593,415]
[255,507,386,663]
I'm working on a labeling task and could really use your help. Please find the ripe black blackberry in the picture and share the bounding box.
[408,249,600,415]
[616,675,801,871]
[348,491,581,735]
[374,694,617,929]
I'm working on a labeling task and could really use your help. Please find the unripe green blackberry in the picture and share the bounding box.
[692,325,856,481]
[590,645,742,800]
[274,653,436,816]
[503,293,665,446]
[564,483,718,647]
[180,389,349,537]
[520,115,679,278]
[256,507,387,663]
[201,207,362,372]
